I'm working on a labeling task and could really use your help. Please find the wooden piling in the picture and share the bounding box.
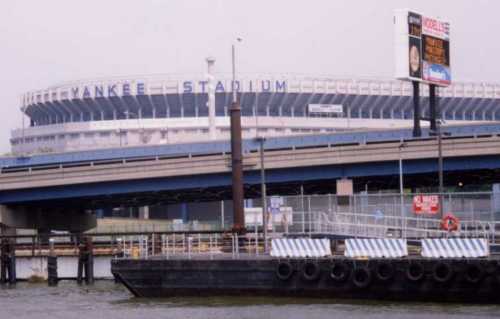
[77,236,94,284]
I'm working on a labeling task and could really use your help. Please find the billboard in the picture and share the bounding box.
[394,9,451,86]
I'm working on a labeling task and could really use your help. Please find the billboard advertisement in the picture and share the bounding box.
[394,9,451,86]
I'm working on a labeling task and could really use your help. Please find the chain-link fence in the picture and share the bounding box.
[76,192,500,240]
[251,192,500,240]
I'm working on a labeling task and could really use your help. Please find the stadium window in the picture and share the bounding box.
[84,132,94,138]
[70,133,80,139]
[99,132,111,137]
[201,129,209,133]
[58,134,66,140]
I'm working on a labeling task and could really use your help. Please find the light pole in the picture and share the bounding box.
[429,119,450,218]
[437,120,444,218]
[206,57,217,140]
[21,106,26,155]
[256,136,268,251]
[398,142,406,238]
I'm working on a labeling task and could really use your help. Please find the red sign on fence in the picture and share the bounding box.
[413,195,439,215]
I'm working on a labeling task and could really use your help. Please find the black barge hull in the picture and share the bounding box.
[111,257,500,303]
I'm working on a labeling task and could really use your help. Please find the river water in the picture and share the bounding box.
[0,281,499,319]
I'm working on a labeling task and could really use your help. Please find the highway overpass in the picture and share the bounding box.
[1,123,500,231]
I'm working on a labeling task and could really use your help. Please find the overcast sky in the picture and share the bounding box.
[0,0,498,153]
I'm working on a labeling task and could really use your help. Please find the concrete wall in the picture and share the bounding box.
[16,256,112,280]
[11,116,423,154]
[0,205,97,232]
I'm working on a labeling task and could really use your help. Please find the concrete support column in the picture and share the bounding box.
[336,179,353,206]
[138,206,149,220]
[181,203,188,223]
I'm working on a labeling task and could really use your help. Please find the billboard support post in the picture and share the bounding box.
[412,81,421,137]
[429,84,438,131]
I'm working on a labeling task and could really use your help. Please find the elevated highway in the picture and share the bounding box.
[2,123,500,231]
[1,127,500,205]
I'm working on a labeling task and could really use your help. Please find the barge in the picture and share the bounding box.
[111,235,500,303]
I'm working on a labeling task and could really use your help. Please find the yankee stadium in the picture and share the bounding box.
[12,73,500,155]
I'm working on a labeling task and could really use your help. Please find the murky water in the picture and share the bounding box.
[0,281,499,319]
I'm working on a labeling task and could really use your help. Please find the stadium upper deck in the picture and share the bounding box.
[12,75,500,154]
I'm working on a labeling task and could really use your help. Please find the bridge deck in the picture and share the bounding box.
[2,122,500,170]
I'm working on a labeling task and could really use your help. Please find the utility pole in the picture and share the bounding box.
[256,136,267,251]
[437,120,444,218]
[428,119,448,218]
[399,142,405,238]
[425,84,448,218]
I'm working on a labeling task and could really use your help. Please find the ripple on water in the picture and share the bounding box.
[0,281,499,319]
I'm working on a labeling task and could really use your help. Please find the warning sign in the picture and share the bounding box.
[413,195,439,215]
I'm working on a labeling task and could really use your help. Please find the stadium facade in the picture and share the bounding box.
[12,75,500,154]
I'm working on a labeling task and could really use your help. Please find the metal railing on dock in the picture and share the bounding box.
[117,232,275,260]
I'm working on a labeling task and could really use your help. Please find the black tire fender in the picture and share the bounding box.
[276,261,294,281]
[495,261,500,284]
[375,261,395,282]
[302,261,321,281]
[432,262,454,283]
[464,262,484,284]
[330,261,350,282]
[352,266,372,288]
[406,261,425,282]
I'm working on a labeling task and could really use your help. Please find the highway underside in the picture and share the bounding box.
[9,167,499,211]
